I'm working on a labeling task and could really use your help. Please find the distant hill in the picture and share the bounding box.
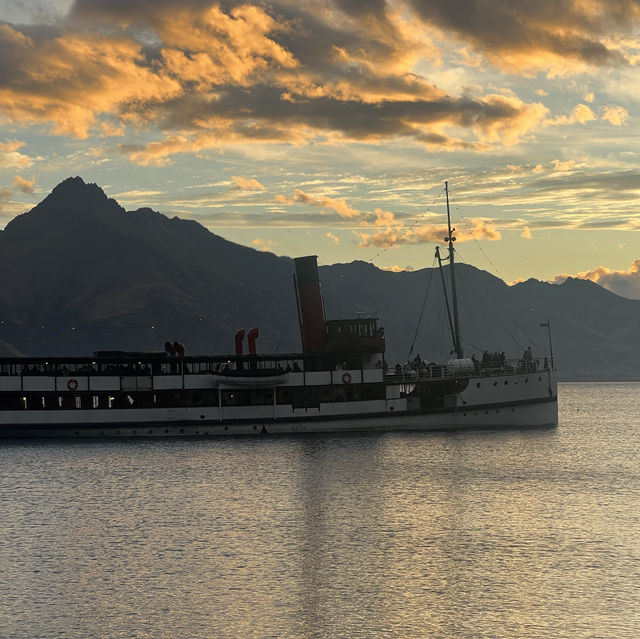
[0,177,638,381]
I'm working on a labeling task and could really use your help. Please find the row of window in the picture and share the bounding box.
[0,384,387,411]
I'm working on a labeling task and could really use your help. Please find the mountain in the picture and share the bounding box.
[0,177,638,380]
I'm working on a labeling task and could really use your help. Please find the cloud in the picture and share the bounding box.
[12,175,35,192]
[601,105,629,126]
[549,104,596,126]
[252,237,276,252]
[0,23,182,138]
[404,0,634,74]
[552,260,640,299]
[0,138,33,168]
[0,1,552,162]
[232,176,265,190]
[380,264,415,272]
[355,208,501,248]
[325,232,340,245]
[278,189,362,218]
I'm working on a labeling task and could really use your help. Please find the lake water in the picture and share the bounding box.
[1,382,639,638]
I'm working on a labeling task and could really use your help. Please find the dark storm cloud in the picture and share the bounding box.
[404,0,632,67]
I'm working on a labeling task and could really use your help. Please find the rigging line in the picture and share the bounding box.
[447,187,505,281]
[368,192,445,265]
[407,258,437,361]
[453,245,531,352]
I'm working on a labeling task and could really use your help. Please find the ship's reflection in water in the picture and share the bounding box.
[2,383,640,638]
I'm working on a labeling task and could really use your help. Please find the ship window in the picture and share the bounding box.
[108,396,115,408]
[127,395,134,405]
[525,378,528,383]
[476,383,481,388]
[21,396,27,410]
[92,395,99,408]
[504,380,508,385]
[75,396,81,409]
[493,381,497,386]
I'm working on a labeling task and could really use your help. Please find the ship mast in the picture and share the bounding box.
[444,181,463,358]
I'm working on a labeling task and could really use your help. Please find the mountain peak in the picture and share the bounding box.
[29,176,123,221]
[46,176,110,205]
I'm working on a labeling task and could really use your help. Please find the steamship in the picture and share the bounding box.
[0,186,557,438]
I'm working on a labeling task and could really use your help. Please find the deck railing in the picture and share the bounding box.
[384,357,554,383]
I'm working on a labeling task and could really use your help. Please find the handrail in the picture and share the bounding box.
[384,357,554,383]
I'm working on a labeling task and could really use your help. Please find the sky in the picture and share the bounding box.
[1,0,639,298]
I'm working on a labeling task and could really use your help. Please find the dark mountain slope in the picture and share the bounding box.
[0,177,638,380]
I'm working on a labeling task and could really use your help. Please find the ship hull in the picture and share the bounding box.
[0,371,558,438]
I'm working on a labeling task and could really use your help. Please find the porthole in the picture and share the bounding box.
[504,380,508,385]
[476,382,481,388]
[200,414,205,419]
[224,426,228,431]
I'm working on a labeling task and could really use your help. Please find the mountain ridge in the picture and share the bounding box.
[0,177,638,381]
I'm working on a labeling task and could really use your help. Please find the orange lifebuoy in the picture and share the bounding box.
[67,378,78,391]
[342,372,351,384]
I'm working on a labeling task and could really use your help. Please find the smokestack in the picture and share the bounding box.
[294,256,326,352]
[247,327,259,355]
[234,329,245,355]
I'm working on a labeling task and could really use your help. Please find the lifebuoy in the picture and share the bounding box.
[342,372,352,384]
[67,378,78,391]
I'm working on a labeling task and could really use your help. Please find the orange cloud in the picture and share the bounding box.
[601,105,629,126]
[549,104,596,126]
[0,139,32,168]
[0,24,181,138]
[252,238,276,252]
[278,190,362,219]
[232,176,265,190]
[325,232,340,245]
[12,175,35,193]
[356,209,501,248]
[380,265,415,272]
[552,260,640,299]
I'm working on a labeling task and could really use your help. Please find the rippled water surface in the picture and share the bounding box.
[2,383,640,638]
